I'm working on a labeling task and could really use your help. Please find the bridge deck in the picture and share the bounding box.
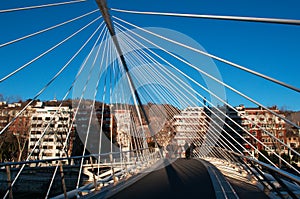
[226,177,269,199]
[85,158,269,199]
[109,158,216,199]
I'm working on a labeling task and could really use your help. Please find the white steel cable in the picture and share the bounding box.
[94,36,110,178]
[116,32,199,121]
[0,16,102,83]
[117,39,188,112]
[108,36,117,176]
[117,27,243,152]
[123,32,300,173]
[109,16,296,173]
[115,23,300,159]
[113,15,300,93]
[112,42,148,161]
[115,39,177,105]
[45,23,106,198]
[116,30,247,163]
[97,88,106,176]
[0,17,102,135]
[113,18,300,130]
[116,30,200,108]
[3,21,104,199]
[114,27,288,169]
[0,0,86,13]
[117,49,187,142]
[111,8,300,26]
[118,23,299,166]
[114,62,142,165]
[76,30,110,189]
[110,42,125,169]
[0,9,98,48]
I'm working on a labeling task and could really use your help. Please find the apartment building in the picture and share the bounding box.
[114,109,131,150]
[173,107,208,155]
[28,102,73,163]
[237,105,287,155]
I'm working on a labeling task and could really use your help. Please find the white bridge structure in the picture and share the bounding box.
[0,0,299,199]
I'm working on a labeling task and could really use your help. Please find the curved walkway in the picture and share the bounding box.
[85,158,269,199]
[109,158,216,199]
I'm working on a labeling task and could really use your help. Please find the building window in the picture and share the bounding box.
[45,153,52,157]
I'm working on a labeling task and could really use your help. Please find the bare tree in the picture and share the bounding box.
[8,115,31,162]
[0,131,18,162]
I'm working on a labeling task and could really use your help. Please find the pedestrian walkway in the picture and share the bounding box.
[84,158,269,199]
[109,158,216,199]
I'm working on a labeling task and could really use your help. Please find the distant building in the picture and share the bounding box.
[114,109,131,150]
[218,105,245,153]
[285,112,300,149]
[285,119,300,166]
[28,103,73,164]
[155,120,175,147]
[173,107,208,156]
[0,102,9,132]
[237,105,287,155]
[95,104,117,144]
[286,129,300,149]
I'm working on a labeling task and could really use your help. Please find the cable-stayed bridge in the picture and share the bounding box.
[0,0,300,198]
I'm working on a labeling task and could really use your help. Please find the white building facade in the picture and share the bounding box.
[173,107,208,156]
[114,109,131,151]
[28,104,73,164]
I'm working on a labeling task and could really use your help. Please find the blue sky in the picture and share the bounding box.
[0,0,299,110]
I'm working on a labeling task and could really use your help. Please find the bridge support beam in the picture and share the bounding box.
[95,0,162,157]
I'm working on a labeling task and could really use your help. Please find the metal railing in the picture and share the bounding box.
[201,146,300,199]
[0,148,161,199]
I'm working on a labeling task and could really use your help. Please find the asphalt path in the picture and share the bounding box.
[109,158,216,199]
[226,177,269,199]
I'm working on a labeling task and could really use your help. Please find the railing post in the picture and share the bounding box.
[247,160,285,199]
[5,165,13,199]
[89,156,99,190]
[59,161,68,199]
[238,157,270,187]
[269,170,298,199]
[109,153,117,184]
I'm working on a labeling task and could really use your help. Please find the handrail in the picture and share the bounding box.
[204,146,300,184]
[202,146,300,199]
[51,151,161,199]
[0,147,153,167]
[244,156,300,184]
